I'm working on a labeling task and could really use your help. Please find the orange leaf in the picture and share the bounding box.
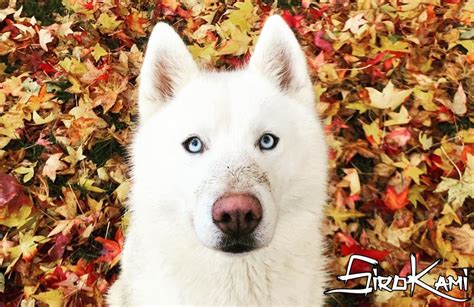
[384,185,410,211]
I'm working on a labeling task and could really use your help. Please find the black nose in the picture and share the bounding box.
[212,194,262,236]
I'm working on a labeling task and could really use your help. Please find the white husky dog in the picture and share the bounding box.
[107,15,328,306]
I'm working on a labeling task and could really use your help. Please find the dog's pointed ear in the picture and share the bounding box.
[249,15,314,106]
[138,23,199,122]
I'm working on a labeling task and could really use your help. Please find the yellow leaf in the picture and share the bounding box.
[218,24,252,56]
[32,289,64,307]
[346,101,368,113]
[459,40,474,53]
[114,180,130,203]
[63,145,86,166]
[226,0,254,32]
[32,111,55,125]
[362,119,382,145]
[0,204,32,227]
[458,129,474,143]
[367,81,413,110]
[14,162,37,183]
[405,166,424,185]
[418,132,433,150]
[79,177,105,193]
[441,203,462,225]
[92,43,107,62]
[377,36,410,53]
[188,43,218,62]
[384,105,411,126]
[67,76,82,94]
[326,207,365,231]
[96,12,122,34]
[87,196,103,213]
[413,86,438,111]
[58,57,72,72]
[18,232,48,261]
[408,184,426,208]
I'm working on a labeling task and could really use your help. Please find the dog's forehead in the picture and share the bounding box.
[175,71,281,112]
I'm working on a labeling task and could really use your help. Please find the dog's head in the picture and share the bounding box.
[131,16,327,255]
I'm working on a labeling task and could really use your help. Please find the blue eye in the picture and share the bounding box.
[258,133,279,150]
[183,136,204,154]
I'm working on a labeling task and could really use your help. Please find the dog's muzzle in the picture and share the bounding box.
[212,193,262,253]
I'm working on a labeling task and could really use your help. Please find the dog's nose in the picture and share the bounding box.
[212,194,262,236]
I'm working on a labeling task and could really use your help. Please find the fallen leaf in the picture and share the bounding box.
[367,81,413,110]
[38,29,53,51]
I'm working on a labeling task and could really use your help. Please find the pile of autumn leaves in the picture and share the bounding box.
[0,0,473,306]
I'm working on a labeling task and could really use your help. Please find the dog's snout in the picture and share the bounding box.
[212,194,262,236]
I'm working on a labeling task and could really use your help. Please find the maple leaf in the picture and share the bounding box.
[38,29,54,51]
[16,231,49,262]
[125,11,148,35]
[0,173,22,207]
[226,0,254,32]
[14,162,37,183]
[337,168,361,196]
[447,224,474,254]
[32,289,64,307]
[435,154,474,211]
[384,127,411,147]
[218,24,252,56]
[384,106,411,126]
[95,229,123,266]
[362,119,382,145]
[342,13,368,34]
[313,31,333,54]
[418,132,433,151]
[366,81,413,110]
[384,185,410,211]
[92,43,107,62]
[57,21,74,37]
[96,12,122,34]
[42,153,66,182]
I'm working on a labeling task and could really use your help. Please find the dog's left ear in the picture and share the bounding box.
[249,15,314,106]
[138,23,199,122]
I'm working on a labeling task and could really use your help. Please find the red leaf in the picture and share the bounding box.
[308,6,328,19]
[49,234,71,260]
[39,61,57,74]
[41,265,67,288]
[340,243,390,273]
[0,173,22,208]
[94,229,123,263]
[384,185,410,211]
[313,31,333,53]
[281,11,303,29]
[399,253,420,277]
[384,127,411,148]
[83,0,94,10]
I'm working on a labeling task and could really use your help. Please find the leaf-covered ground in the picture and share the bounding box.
[0,0,473,306]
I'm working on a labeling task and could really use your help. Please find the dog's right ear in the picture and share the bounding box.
[138,23,199,122]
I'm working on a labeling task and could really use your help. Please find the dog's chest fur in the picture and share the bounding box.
[111,218,326,306]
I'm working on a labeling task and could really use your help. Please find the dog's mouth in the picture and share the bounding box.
[217,236,257,254]
[220,243,255,253]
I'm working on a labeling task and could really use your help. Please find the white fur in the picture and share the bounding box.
[108,15,329,306]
